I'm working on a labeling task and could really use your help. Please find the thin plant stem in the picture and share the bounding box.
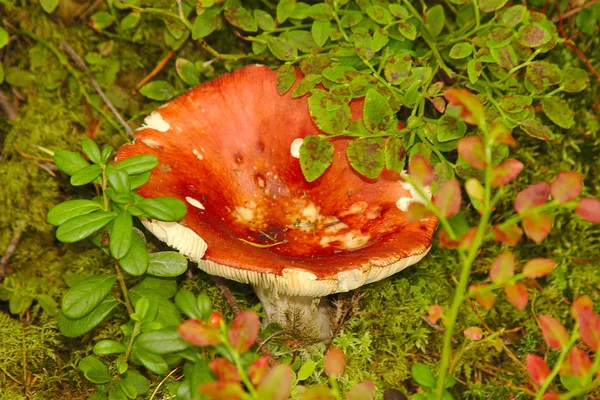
[115,262,134,315]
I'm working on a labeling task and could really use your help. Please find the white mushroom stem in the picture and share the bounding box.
[253,285,332,339]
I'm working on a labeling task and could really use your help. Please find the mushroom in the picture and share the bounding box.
[117,65,438,338]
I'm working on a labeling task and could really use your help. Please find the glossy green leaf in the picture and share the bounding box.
[307,90,350,134]
[411,363,436,388]
[36,294,58,316]
[449,43,472,59]
[267,36,298,61]
[346,138,385,179]
[192,8,219,39]
[58,296,118,338]
[139,80,175,101]
[47,200,102,226]
[109,210,133,259]
[120,229,149,276]
[106,164,131,193]
[54,150,90,176]
[175,58,200,86]
[79,356,111,384]
[129,172,152,189]
[311,20,331,47]
[82,138,102,165]
[363,89,394,133]
[70,164,102,186]
[299,135,334,182]
[297,361,316,381]
[136,327,192,354]
[122,371,150,397]
[61,274,117,319]
[147,252,188,277]
[174,289,202,319]
[426,5,445,37]
[138,197,187,221]
[132,347,168,375]
[115,154,159,175]
[277,0,296,23]
[254,9,275,31]
[130,276,178,300]
[93,339,127,355]
[56,211,117,243]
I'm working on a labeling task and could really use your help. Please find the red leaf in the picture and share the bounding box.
[408,155,434,187]
[248,356,270,385]
[514,182,550,214]
[228,310,260,353]
[178,319,221,347]
[324,347,345,377]
[538,315,569,350]
[406,202,434,222]
[458,227,478,251]
[197,381,246,400]
[458,136,487,169]
[490,119,516,146]
[491,159,524,187]
[569,347,592,378]
[575,198,600,223]
[433,179,461,218]
[443,88,485,125]
[489,251,515,284]
[492,224,523,246]
[504,283,528,310]
[578,308,600,351]
[523,212,552,243]
[345,381,375,400]
[209,358,241,382]
[426,304,443,324]
[551,172,583,203]
[570,295,593,321]
[463,326,483,341]
[526,354,550,385]
[542,392,560,400]
[256,364,295,400]
[437,228,459,248]
[469,284,496,310]
[523,258,556,278]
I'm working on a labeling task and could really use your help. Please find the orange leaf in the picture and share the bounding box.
[490,119,516,146]
[469,284,496,310]
[256,364,295,400]
[197,381,246,399]
[458,227,477,251]
[523,212,552,243]
[463,326,483,341]
[538,315,569,350]
[575,198,600,223]
[551,171,582,203]
[458,136,487,169]
[570,295,593,321]
[489,251,515,284]
[491,159,523,187]
[443,88,485,125]
[426,304,443,324]
[345,381,376,400]
[228,310,260,353]
[433,179,462,218]
[406,202,434,222]
[492,224,523,246]
[324,347,345,378]
[209,358,241,382]
[504,283,528,310]
[514,182,550,214]
[408,155,434,187]
[248,356,270,385]
[541,392,560,400]
[437,228,459,248]
[523,258,556,278]
[178,319,221,347]
[578,308,600,351]
[526,354,550,385]
[569,347,592,378]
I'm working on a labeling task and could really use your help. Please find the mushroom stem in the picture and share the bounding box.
[252,285,332,339]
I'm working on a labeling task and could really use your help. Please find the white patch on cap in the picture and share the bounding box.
[396,171,433,212]
[141,138,161,149]
[192,149,203,160]
[143,112,170,132]
[290,138,303,158]
[185,197,205,210]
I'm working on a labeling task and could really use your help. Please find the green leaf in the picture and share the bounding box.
[132,347,168,375]
[115,154,159,175]
[425,4,445,37]
[197,294,212,319]
[54,150,89,176]
[366,5,392,24]
[299,135,334,182]
[121,12,141,30]
[175,58,200,86]
[224,6,257,32]
[384,54,412,85]
[101,147,112,163]
[541,97,574,129]
[56,211,117,243]
[4,68,35,87]
[286,30,318,53]
[363,89,394,133]
[36,294,58,316]
[526,61,563,87]
[384,136,407,172]
[129,172,152,189]
[276,65,296,95]
[147,252,188,277]
[130,276,178,300]
[106,165,131,193]
[307,90,350,134]
[353,28,374,60]
[490,45,517,69]
[120,229,149,276]
[499,95,532,113]
[437,115,467,142]
[61,274,117,319]
[397,20,417,41]
[140,81,175,101]
[297,361,316,381]
[517,23,551,47]
[467,59,483,84]
[311,20,331,47]
[267,36,298,61]
[292,74,321,98]
[70,164,102,186]
[138,197,187,221]
[501,5,527,27]
[0,64,4,84]
[136,327,192,354]
[192,8,219,39]
[58,296,118,338]
[479,0,508,12]
[174,289,202,319]
[411,363,437,388]
[109,210,133,259]
[389,4,409,19]
[122,371,150,397]
[520,119,555,140]
[39,0,59,13]
[82,138,102,165]
[9,295,33,314]
[0,27,8,49]
[94,340,127,355]
[346,138,385,179]
[79,356,111,384]
[48,200,102,226]
[254,9,275,31]
[562,67,589,93]
[449,43,472,59]
[90,11,115,30]
[277,0,296,23]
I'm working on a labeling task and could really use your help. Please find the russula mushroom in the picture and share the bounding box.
[117,65,438,338]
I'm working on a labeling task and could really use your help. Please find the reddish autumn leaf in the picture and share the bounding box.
[345,381,376,400]
[570,295,593,321]
[526,354,550,385]
[437,228,459,248]
[464,326,483,341]
[459,227,478,251]
[504,283,528,310]
[538,315,569,350]
[256,364,295,400]
[491,159,524,187]
[578,308,600,351]
[433,179,462,218]
[523,212,552,243]
[248,355,270,385]
[575,197,600,223]
[197,381,246,399]
[458,136,487,169]
[406,202,434,222]
[490,119,516,146]
[551,171,583,203]
[569,347,592,378]
[208,311,223,328]
[178,319,221,347]
[228,310,260,352]
[541,392,560,400]
[514,182,550,214]
[426,304,444,324]
[523,258,556,278]
[469,284,496,310]
[431,97,446,113]
[492,224,523,246]
[408,155,434,187]
[209,358,241,382]
[443,88,485,125]
[324,347,345,377]
[489,251,516,284]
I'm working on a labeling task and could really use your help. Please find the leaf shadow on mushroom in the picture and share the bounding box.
[116,65,438,339]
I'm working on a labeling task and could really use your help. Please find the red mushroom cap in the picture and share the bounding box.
[117,65,438,296]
